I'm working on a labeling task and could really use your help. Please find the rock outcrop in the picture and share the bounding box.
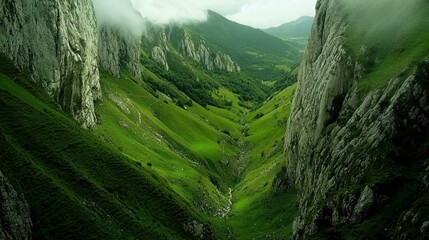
[0,171,32,240]
[151,46,169,71]
[284,0,429,238]
[147,26,240,73]
[0,0,101,128]
[179,33,240,72]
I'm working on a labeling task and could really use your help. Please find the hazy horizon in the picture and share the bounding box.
[129,0,317,28]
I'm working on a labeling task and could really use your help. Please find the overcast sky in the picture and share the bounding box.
[130,0,317,28]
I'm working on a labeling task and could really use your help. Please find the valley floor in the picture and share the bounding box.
[0,55,298,239]
[94,72,299,239]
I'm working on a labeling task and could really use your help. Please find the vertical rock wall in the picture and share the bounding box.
[0,0,101,128]
[98,26,142,78]
[284,0,429,238]
[95,0,143,78]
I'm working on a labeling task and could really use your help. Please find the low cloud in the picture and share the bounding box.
[130,0,316,28]
[93,0,145,35]
[226,0,317,28]
[129,0,251,25]
[93,0,317,30]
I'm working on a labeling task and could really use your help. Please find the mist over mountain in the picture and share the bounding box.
[93,0,145,35]
[95,0,316,28]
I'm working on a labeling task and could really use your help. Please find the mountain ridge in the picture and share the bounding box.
[262,16,314,39]
[188,10,302,81]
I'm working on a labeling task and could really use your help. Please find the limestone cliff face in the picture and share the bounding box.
[179,33,240,72]
[148,26,240,73]
[0,0,101,128]
[0,171,32,240]
[96,0,143,78]
[151,45,169,71]
[98,27,142,78]
[284,0,429,238]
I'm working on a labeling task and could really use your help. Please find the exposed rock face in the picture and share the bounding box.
[147,26,240,73]
[183,220,214,240]
[151,46,169,71]
[179,33,240,72]
[98,26,142,78]
[0,0,101,128]
[96,0,143,78]
[0,171,32,240]
[284,0,429,238]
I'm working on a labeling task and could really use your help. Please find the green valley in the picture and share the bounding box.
[2,0,429,239]
[0,43,299,238]
[0,5,301,238]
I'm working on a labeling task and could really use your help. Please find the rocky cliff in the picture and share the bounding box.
[284,0,429,239]
[179,33,240,72]
[0,171,32,240]
[98,27,142,78]
[96,0,143,78]
[0,0,101,128]
[147,26,240,73]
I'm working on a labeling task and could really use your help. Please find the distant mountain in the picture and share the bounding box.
[263,16,314,39]
[187,10,302,81]
[140,22,269,107]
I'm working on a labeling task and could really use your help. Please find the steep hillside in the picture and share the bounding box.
[0,1,302,239]
[0,56,209,239]
[93,66,299,240]
[284,0,429,239]
[0,42,299,240]
[262,16,314,50]
[189,10,302,81]
[141,23,269,107]
[263,16,314,39]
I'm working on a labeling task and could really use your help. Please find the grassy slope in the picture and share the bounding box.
[0,31,300,239]
[95,71,243,215]
[342,0,429,91]
[210,85,298,240]
[189,11,302,81]
[262,16,313,51]
[142,25,269,106]
[93,71,299,239]
[0,70,199,239]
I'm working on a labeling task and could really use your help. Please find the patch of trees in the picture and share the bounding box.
[271,71,298,93]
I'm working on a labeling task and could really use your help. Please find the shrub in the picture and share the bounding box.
[221,130,231,136]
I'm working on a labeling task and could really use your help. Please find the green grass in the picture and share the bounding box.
[227,189,297,240]
[341,0,429,92]
[205,84,298,239]
[93,74,299,239]
[244,85,296,168]
[95,72,239,212]
[0,46,299,239]
[0,71,200,239]
[189,10,302,81]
